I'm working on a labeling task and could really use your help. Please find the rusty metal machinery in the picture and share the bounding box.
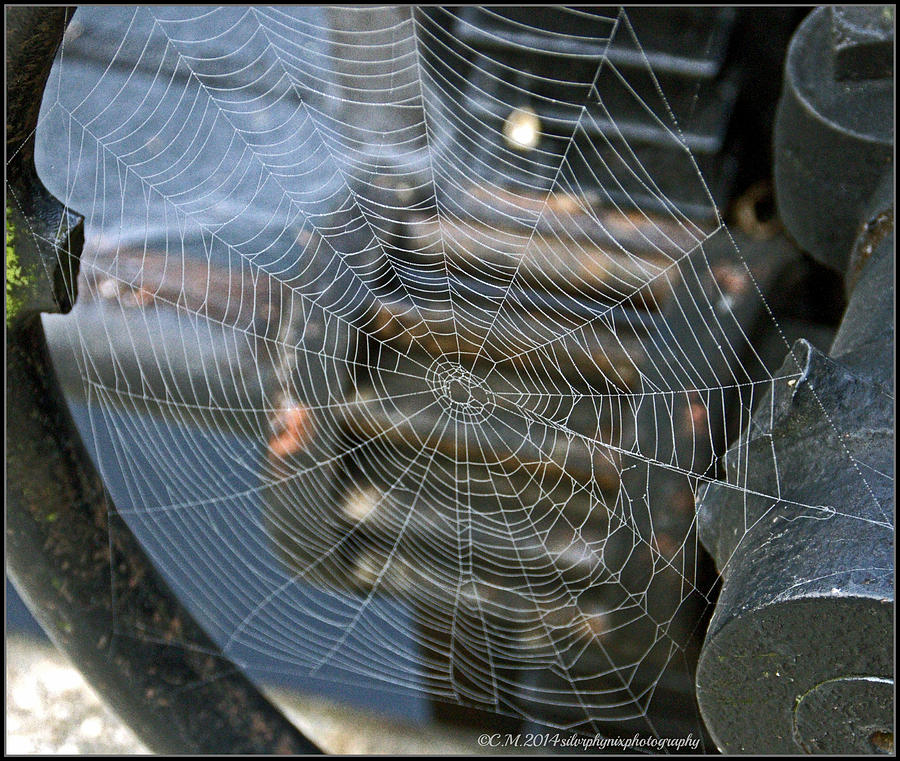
[7,5,895,755]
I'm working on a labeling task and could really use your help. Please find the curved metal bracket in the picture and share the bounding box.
[5,7,320,753]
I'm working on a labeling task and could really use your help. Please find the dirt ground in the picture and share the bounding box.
[6,634,498,755]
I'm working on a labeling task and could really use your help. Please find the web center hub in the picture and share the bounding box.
[426,358,495,425]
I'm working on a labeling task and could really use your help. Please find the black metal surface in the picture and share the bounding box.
[696,7,894,752]
[774,6,894,274]
[435,7,741,219]
[831,6,895,82]
[6,6,320,754]
[694,331,894,753]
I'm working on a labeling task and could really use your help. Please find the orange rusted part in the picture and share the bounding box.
[689,400,708,426]
[671,489,695,517]
[133,287,155,306]
[711,263,750,296]
[79,246,289,329]
[656,534,680,560]
[268,404,316,459]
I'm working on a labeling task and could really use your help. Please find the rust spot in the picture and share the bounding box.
[870,730,894,754]
[689,401,708,427]
[133,287,155,306]
[712,263,749,296]
[268,405,316,459]
[79,247,288,330]
[848,208,893,294]
[672,489,695,517]
[653,533,679,559]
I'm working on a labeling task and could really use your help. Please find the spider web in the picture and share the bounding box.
[25,5,880,743]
